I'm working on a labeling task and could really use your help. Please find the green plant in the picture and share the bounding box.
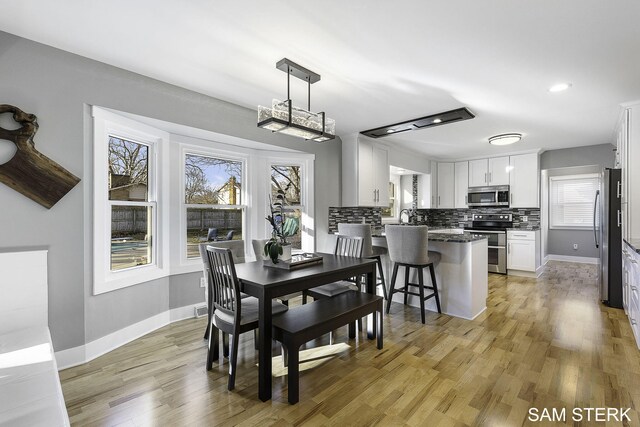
[264,189,299,263]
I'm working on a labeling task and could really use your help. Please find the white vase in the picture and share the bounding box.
[280,244,292,261]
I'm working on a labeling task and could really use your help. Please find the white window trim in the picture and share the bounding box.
[178,143,249,266]
[549,173,599,230]
[92,107,170,294]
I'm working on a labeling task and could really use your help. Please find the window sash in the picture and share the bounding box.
[549,174,599,229]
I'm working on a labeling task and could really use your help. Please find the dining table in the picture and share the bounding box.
[234,253,378,402]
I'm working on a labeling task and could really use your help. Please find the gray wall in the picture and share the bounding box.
[541,144,615,258]
[0,32,342,351]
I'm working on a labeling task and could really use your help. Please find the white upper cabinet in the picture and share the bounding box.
[509,153,539,208]
[437,162,455,208]
[354,138,389,206]
[468,159,488,187]
[342,135,390,207]
[417,174,431,208]
[468,157,509,186]
[488,156,510,185]
[454,161,469,208]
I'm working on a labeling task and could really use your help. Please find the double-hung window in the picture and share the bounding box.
[549,174,599,229]
[183,151,246,259]
[93,107,170,294]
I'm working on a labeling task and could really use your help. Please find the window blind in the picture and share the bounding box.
[549,174,599,229]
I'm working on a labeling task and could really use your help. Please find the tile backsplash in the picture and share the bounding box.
[329,206,540,232]
[328,206,382,233]
[419,207,541,230]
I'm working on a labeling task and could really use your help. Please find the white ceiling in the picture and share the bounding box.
[2,0,640,159]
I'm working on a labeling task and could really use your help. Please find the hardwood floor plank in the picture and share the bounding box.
[60,261,640,426]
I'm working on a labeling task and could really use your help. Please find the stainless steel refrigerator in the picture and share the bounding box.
[595,168,622,308]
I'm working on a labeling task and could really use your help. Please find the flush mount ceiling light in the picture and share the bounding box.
[549,82,572,92]
[488,133,522,146]
[360,107,475,139]
[257,58,335,142]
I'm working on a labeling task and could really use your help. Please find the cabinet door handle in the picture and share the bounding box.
[438,196,441,206]
[632,318,637,326]
[617,181,622,198]
[631,259,638,264]
[489,172,492,183]
[484,172,487,184]
[373,189,376,202]
[632,286,637,292]
[465,195,468,204]
[508,243,511,254]
[617,210,622,228]
[512,234,528,237]
[510,193,513,205]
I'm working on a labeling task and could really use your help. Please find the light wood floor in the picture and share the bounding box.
[60,262,640,426]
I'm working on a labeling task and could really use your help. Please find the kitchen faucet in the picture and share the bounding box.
[399,208,416,224]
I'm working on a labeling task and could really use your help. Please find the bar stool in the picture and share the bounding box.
[337,223,388,300]
[385,225,441,324]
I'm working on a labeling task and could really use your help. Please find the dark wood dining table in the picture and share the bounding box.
[234,253,378,402]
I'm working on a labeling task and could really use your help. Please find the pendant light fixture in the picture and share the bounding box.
[488,133,522,146]
[257,58,335,142]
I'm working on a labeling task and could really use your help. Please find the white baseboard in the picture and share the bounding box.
[545,254,599,264]
[55,303,201,370]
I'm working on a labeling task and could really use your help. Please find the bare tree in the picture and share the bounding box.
[271,165,301,204]
[108,137,148,187]
[185,154,242,204]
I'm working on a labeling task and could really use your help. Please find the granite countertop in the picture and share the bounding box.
[624,239,640,254]
[428,233,487,243]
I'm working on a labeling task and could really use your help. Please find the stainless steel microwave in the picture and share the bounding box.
[467,185,510,207]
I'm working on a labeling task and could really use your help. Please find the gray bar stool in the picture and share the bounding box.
[338,223,388,300]
[385,225,441,323]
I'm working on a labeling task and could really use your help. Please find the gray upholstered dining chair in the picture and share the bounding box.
[204,246,288,390]
[199,240,248,341]
[251,239,300,306]
[337,223,388,300]
[384,225,442,324]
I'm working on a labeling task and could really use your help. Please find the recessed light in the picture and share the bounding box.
[386,129,396,133]
[432,118,442,124]
[488,133,522,145]
[549,82,571,92]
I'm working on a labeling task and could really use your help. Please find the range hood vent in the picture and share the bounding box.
[360,107,475,139]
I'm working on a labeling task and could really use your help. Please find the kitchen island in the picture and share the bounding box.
[373,230,488,320]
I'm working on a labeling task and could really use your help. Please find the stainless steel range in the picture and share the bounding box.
[464,214,512,274]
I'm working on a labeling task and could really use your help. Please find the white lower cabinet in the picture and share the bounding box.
[507,230,540,276]
[623,241,640,349]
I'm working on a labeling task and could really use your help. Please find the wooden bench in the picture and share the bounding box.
[271,291,384,404]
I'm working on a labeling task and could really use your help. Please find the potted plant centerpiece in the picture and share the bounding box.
[264,189,299,263]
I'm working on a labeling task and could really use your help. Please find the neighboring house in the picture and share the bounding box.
[109,174,148,201]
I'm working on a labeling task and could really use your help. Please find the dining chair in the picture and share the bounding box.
[199,241,248,341]
[204,246,288,390]
[385,225,442,324]
[251,239,301,306]
[337,223,388,300]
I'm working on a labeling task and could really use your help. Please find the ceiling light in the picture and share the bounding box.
[360,107,475,138]
[258,58,335,142]
[488,133,522,145]
[549,83,571,92]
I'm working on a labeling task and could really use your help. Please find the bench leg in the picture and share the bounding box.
[281,343,288,367]
[348,321,356,338]
[286,340,299,404]
[222,333,229,358]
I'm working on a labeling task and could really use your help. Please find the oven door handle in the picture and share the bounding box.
[466,229,506,234]
[488,245,506,249]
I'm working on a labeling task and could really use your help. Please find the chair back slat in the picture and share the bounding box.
[205,246,241,323]
[334,235,364,258]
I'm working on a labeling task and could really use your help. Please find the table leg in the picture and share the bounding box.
[258,291,273,401]
[366,266,377,340]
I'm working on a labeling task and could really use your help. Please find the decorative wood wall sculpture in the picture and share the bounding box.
[0,104,80,209]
